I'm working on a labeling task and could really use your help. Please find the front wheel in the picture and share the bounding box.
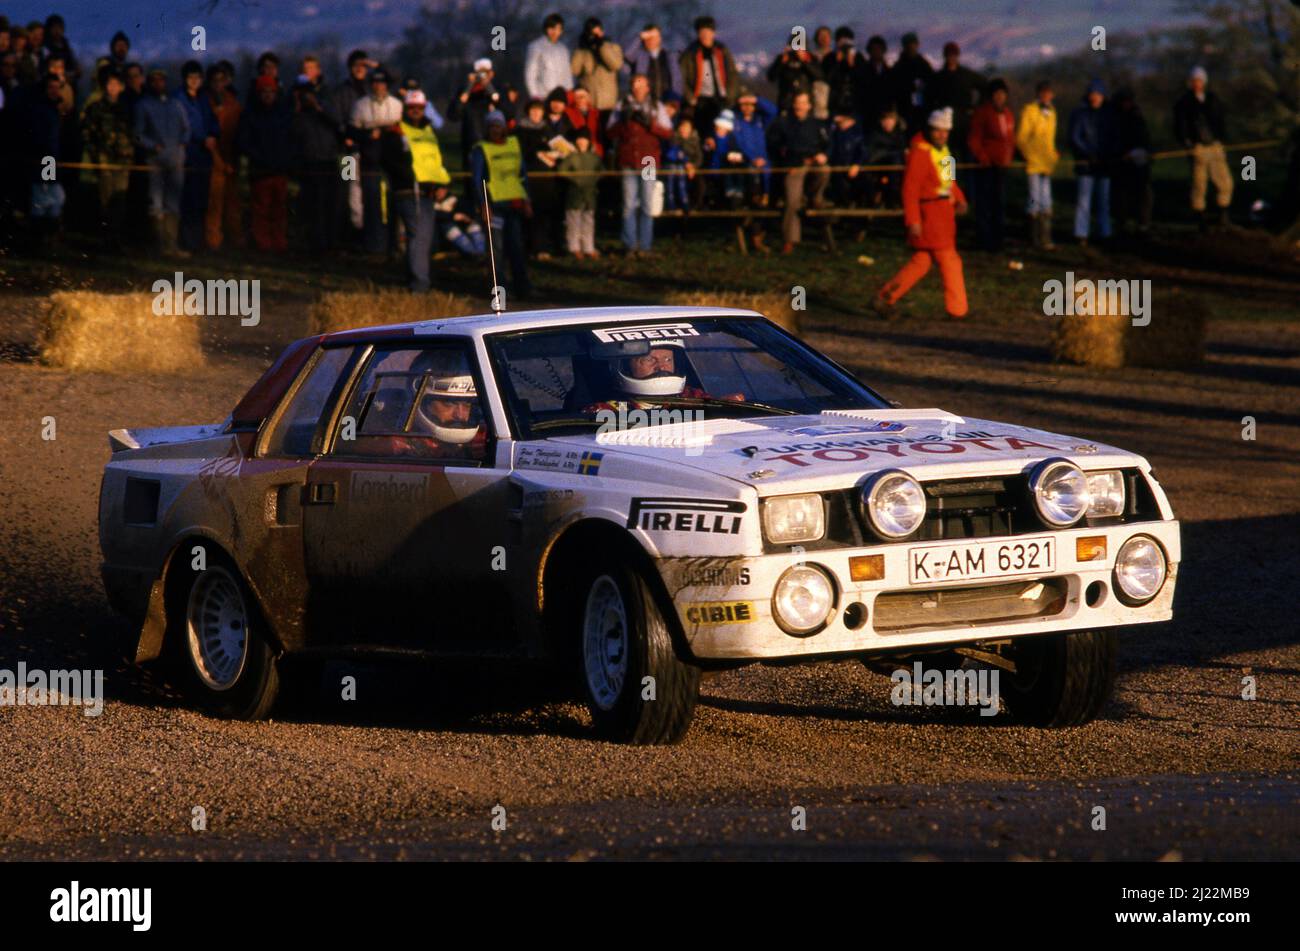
[178,560,280,720]
[577,561,700,744]
[1001,629,1117,727]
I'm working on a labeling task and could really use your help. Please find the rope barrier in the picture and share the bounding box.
[56,138,1282,176]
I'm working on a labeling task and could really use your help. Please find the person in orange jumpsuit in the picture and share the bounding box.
[875,106,969,319]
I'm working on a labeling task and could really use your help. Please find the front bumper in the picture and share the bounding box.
[662,520,1180,660]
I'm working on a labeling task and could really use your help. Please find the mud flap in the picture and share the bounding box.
[135,578,169,663]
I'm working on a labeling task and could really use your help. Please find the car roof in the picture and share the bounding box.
[320,305,766,343]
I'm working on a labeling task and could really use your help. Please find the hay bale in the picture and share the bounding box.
[308,289,476,336]
[1051,309,1127,369]
[1051,283,1206,369]
[662,289,801,336]
[38,292,204,372]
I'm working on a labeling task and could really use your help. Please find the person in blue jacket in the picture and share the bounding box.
[732,89,777,204]
[828,110,870,207]
[134,67,191,256]
[1068,78,1118,244]
[864,105,907,207]
[709,109,745,206]
[176,60,220,252]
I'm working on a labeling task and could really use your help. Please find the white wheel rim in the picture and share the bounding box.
[583,575,628,712]
[186,565,250,691]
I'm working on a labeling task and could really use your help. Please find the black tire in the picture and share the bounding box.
[171,554,280,720]
[573,558,700,744]
[1001,629,1117,727]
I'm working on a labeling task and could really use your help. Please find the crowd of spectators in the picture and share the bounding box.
[0,11,1239,298]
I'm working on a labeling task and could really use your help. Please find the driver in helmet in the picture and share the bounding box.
[357,372,486,460]
[407,373,487,458]
[586,340,742,413]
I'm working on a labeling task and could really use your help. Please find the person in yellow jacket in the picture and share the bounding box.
[1016,79,1059,249]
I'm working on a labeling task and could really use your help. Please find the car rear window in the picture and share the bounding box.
[261,346,355,457]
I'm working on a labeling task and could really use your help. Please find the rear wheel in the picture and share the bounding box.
[178,559,280,720]
[576,560,700,744]
[1001,629,1117,727]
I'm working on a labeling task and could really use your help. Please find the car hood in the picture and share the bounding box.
[541,408,1146,494]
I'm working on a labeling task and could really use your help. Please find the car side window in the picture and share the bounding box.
[332,345,489,464]
[261,346,355,457]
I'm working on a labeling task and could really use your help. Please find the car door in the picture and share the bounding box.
[302,341,517,652]
[241,343,361,653]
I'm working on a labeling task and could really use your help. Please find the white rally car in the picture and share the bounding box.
[99,306,1178,744]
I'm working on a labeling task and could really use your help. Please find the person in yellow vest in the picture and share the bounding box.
[381,89,451,292]
[470,110,533,299]
[1016,79,1059,249]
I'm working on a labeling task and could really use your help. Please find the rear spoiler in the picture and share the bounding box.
[107,429,140,452]
[108,422,228,453]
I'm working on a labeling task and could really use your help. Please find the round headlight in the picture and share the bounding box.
[1029,459,1090,527]
[772,564,836,636]
[1113,535,1167,605]
[861,470,926,539]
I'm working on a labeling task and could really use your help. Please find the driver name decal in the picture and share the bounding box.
[516,446,604,475]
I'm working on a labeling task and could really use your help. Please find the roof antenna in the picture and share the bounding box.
[482,178,504,313]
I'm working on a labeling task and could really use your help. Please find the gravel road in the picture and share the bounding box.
[0,303,1296,860]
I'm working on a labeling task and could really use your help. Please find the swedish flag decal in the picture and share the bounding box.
[578,451,603,475]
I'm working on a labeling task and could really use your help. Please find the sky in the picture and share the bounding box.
[6,0,1191,70]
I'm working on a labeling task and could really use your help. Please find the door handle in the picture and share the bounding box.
[306,482,337,504]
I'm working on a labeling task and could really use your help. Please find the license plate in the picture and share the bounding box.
[908,538,1056,585]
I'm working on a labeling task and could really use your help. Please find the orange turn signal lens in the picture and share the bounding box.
[1076,536,1107,562]
[849,554,885,581]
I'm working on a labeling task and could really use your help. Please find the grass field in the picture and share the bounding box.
[1,154,1297,350]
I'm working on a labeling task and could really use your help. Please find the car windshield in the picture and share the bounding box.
[488,316,890,438]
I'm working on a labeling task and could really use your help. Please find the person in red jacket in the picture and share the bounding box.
[874,107,969,319]
[607,74,673,255]
[564,85,604,156]
[967,78,1015,252]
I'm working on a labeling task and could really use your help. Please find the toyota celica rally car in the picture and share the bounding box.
[99,306,1179,743]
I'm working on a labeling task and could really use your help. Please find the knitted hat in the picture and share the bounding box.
[927,106,953,130]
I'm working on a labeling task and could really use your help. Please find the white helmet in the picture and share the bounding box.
[417,374,481,444]
[615,340,688,397]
